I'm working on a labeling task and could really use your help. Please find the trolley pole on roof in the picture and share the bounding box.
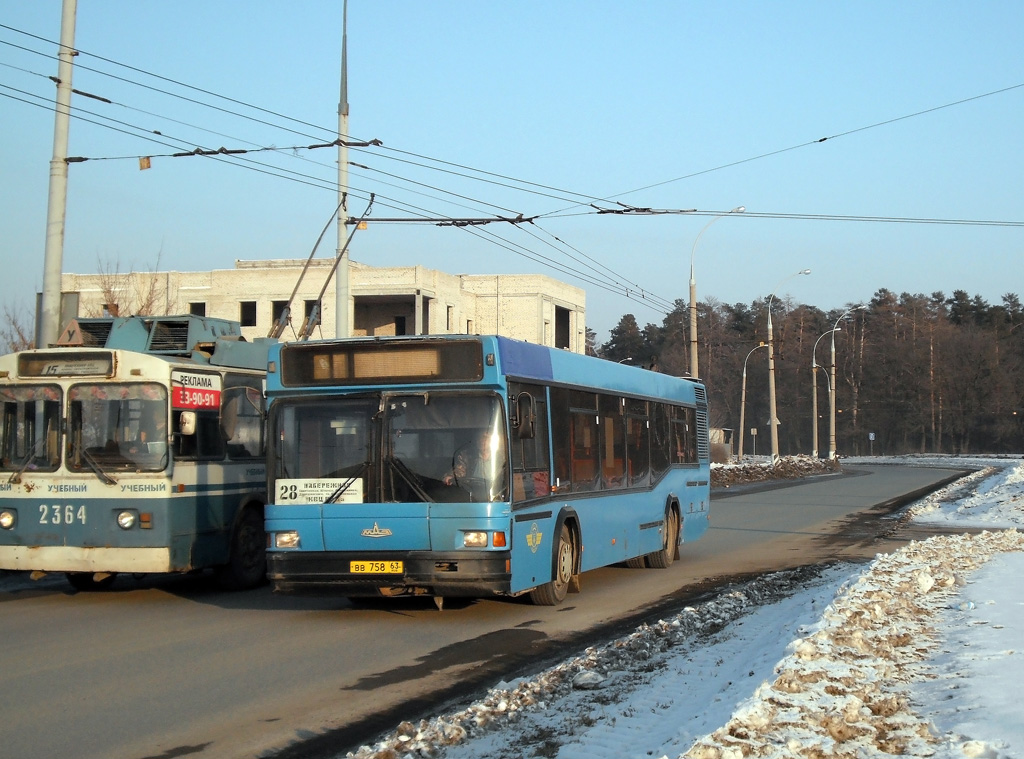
[334,0,351,338]
[39,0,78,347]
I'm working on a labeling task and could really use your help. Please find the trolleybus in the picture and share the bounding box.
[263,335,710,606]
[0,315,275,590]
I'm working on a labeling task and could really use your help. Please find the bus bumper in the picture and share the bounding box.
[0,545,174,573]
[266,550,512,597]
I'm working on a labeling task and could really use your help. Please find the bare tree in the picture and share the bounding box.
[91,253,166,317]
[1,304,35,352]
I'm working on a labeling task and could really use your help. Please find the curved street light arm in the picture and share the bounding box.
[737,342,767,463]
[828,304,865,459]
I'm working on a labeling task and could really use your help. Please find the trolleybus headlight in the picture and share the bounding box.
[0,510,15,529]
[275,531,301,549]
[116,510,137,530]
[463,531,488,548]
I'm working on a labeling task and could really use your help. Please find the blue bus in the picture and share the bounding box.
[0,315,275,591]
[264,335,710,606]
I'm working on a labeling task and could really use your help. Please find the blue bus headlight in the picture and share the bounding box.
[463,531,488,548]
[117,510,137,530]
[275,531,301,549]
[0,510,15,529]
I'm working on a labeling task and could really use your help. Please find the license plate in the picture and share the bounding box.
[350,560,403,574]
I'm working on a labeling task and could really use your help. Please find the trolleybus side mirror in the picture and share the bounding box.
[245,386,264,416]
[513,392,536,440]
[179,411,197,436]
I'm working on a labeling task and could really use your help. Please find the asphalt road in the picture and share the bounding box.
[0,463,967,759]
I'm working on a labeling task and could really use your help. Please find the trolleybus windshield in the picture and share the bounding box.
[67,383,169,473]
[0,385,61,473]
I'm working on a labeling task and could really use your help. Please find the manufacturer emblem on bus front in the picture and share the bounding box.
[361,522,393,538]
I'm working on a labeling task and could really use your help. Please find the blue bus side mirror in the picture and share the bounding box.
[514,393,536,440]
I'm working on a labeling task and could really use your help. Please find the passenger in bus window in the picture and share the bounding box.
[140,404,167,444]
[128,405,166,455]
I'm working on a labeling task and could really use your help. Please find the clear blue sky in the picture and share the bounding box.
[2,1,1021,341]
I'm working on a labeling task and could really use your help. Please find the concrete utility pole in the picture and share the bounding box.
[688,206,744,378]
[767,269,811,464]
[334,0,351,338]
[39,0,77,347]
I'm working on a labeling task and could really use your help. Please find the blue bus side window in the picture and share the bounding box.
[599,394,625,489]
[509,383,550,502]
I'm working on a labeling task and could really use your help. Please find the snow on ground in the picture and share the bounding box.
[343,457,1024,759]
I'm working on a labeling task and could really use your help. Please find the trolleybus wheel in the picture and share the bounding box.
[216,508,267,590]
[625,556,647,569]
[65,572,117,591]
[647,506,679,569]
[530,524,574,606]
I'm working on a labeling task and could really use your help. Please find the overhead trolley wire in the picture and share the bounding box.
[5,23,1024,223]
[5,22,1022,317]
[0,27,616,210]
[0,25,705,315]
[540,81,1024,217]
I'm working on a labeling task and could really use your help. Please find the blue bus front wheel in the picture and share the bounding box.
[530,524,575,606]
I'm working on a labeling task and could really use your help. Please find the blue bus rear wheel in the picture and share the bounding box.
[648,507,679,569]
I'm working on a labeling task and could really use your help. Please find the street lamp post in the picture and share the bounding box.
[767,269,811,464]
[829,305,865,459]
[689,206,744,378]
[738,342,766,462]
[812,328,840,458]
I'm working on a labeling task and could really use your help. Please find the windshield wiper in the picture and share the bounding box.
[386,455,433,503]
[323,462,369,504]
[7,437,45,484]
[79,444,117,486]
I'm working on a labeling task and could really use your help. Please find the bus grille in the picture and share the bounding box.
[78,321,114,347]
[694,385,707,407]
[696,409,710,461]
[147,320,192,352]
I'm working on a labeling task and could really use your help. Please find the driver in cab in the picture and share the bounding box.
[443,430,498,486]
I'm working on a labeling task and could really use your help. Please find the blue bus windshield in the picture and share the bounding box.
[271,392,508,504]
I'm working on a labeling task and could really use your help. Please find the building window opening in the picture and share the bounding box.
[555,306,570,350]
[240,301,257,327]
[272,300,289,324]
